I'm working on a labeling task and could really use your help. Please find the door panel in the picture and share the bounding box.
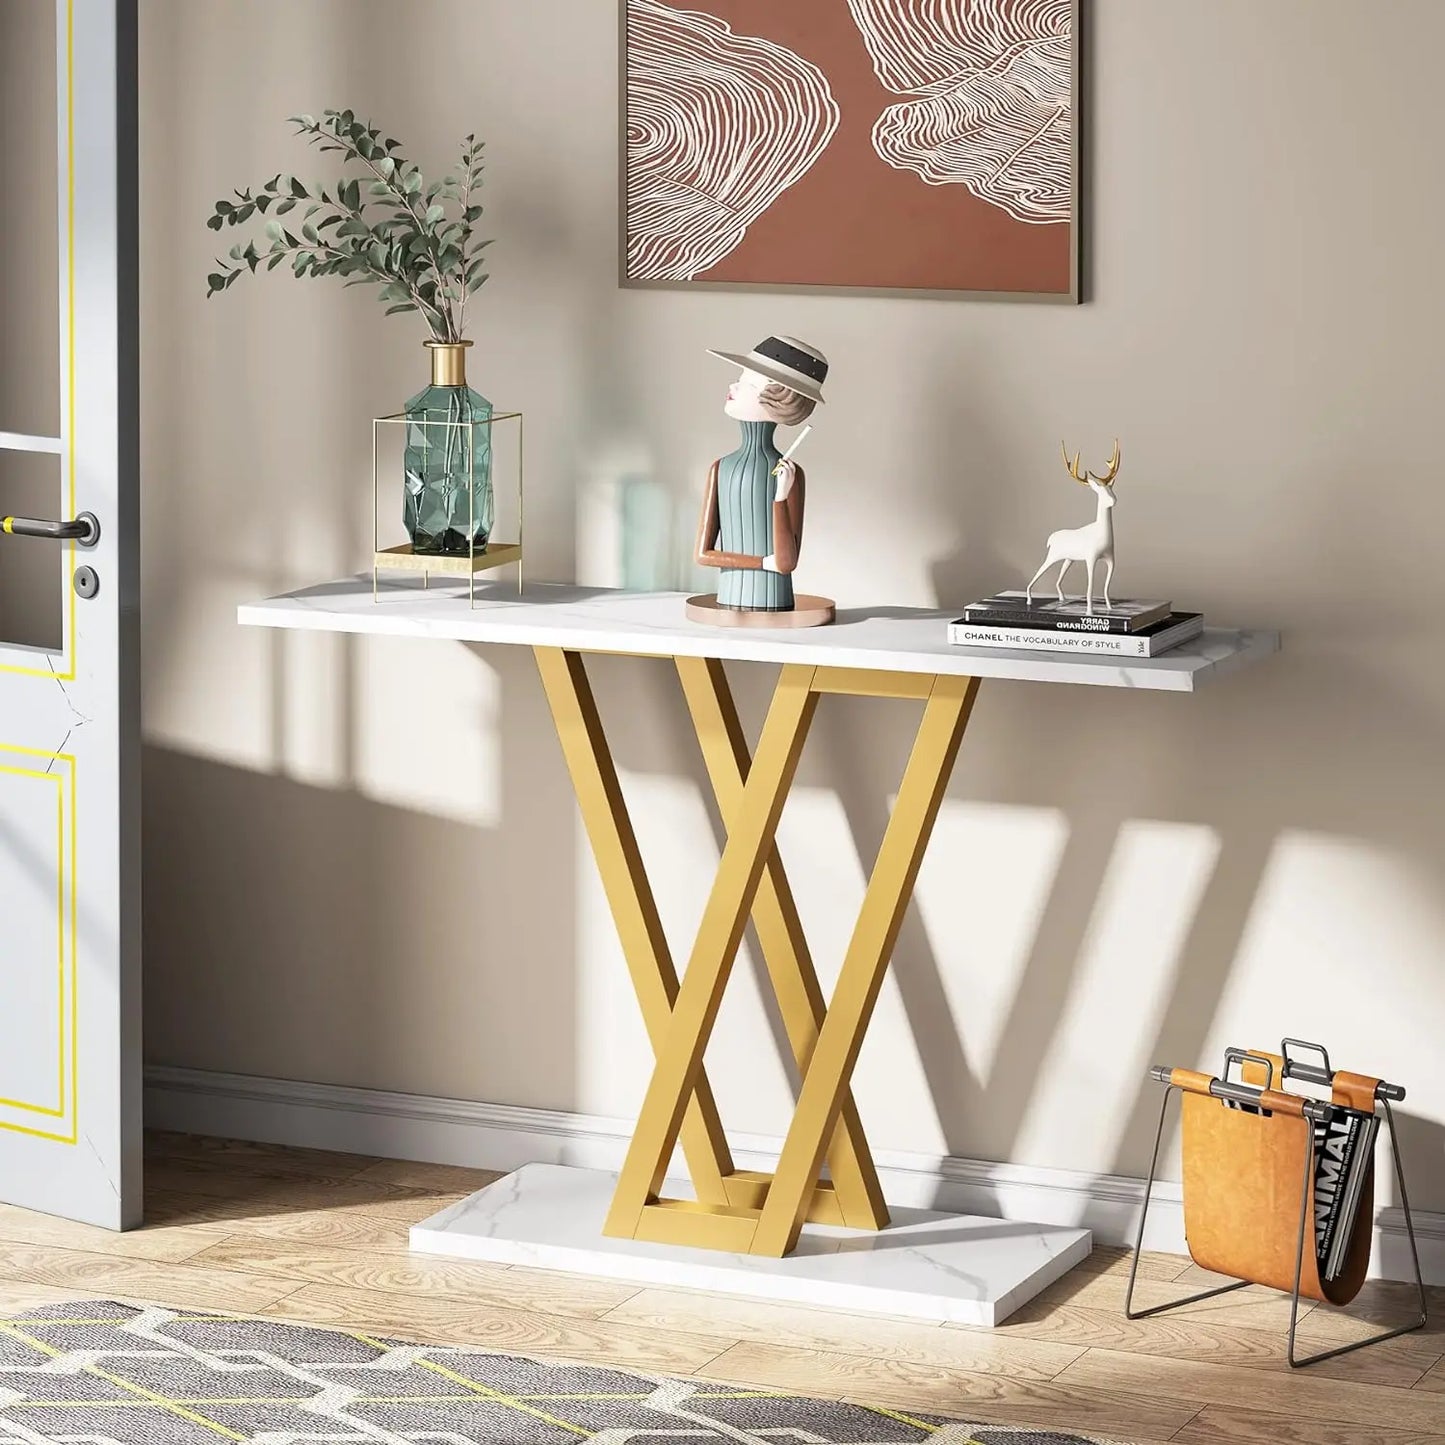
[0,452,64,653]
[0,746,72,1142]
[0,1,61,442]
[0,0,139,1230]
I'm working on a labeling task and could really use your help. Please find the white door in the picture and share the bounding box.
[0,0,140,1228]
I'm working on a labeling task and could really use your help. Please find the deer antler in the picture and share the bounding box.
[1060,441,1088,483]
[1061,439,1122,486]
[1093,438,1122,487]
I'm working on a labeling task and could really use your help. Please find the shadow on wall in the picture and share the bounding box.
[577,468,1445,1211]
[142,638,580,1111]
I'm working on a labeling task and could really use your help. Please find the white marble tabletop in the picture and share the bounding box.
[238,577,1279,694]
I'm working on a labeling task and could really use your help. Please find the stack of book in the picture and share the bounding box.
[947,591,1204,658]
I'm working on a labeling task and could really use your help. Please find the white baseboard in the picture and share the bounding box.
[144,1065,1445,1285]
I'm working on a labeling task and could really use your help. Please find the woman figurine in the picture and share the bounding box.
[689,335,834,628]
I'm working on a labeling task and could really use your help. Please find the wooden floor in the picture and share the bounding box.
[0,1135,1439,1445]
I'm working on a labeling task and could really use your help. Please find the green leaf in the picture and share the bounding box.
[425,204,445,224]
[291,177,308,198]
[405,171,423,194]
[206,271,227,293]
[206,214,224,231]
[274,198,296,214]
[265,220,283,240]
[385,302,418,315]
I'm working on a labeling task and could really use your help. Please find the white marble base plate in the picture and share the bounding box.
[410,1163,1091,1326]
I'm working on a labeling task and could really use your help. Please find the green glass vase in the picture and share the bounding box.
[403,340,494,556]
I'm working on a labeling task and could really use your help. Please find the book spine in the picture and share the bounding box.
[1313,1108,1354,1271]
[948,624,1155,657]
[961,611,1140,634]
[1326,1113,1378,1281]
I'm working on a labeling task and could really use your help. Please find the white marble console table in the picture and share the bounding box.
[240,576,1278,1325]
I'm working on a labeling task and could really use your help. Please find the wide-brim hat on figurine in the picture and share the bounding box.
[708,335,828,405]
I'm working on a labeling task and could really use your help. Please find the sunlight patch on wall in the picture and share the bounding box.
[1213,831,1445,1128]
[355,634,501,827]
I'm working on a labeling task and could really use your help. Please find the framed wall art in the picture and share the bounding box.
[620,0,1079,302]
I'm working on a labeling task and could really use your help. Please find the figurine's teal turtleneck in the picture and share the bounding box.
[715,420,793,611]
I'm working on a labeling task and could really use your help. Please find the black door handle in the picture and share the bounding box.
[2,511,99,546]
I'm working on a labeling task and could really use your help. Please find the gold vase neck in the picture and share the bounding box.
[426,340,472,387]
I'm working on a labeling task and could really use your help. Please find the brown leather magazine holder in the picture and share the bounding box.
[1127,1041,1427,1369]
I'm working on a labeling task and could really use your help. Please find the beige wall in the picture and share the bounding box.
[139,0,1445,1205]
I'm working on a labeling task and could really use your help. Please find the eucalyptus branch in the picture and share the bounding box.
[204,108,494,346]
[294,114,460,340]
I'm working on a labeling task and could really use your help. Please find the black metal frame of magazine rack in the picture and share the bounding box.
[1126,1039,1428,1369]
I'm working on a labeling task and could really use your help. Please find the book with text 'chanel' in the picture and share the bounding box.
[963,591,1172,634]
[947,612,1204,658]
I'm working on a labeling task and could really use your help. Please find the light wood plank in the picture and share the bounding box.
[1178,1265,1445,1327]
[261,1282,725,1376]
[1021,1264,1318,1333]
[1068,1244,1195,1283]
[146,1189,416,1250]
[604,1287,1083,1378]
[1057,1346,1445,1433]
[143,1160,462,1222]
[0,1201,227,1263]
[349,1159,502,1192]
[0,1280,97,1315]
[694,1339,1200,1439]
[1418,1359,1445,1394]
[981,1296,1441,1387]
[0,1243,299,1314]
[1292,1279,1445,1346]
[145,1130,378,1179]
[1174,1402,1445,1445]
[190,1234,638,1318]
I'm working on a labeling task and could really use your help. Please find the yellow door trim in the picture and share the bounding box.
[0,746,77,1144]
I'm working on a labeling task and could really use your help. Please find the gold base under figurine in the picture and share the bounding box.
[686,595,835,629]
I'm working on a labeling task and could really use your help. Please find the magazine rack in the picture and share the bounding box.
[1128,1039,1428,1368]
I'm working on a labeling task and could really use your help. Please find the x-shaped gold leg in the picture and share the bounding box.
[536,647,980,1257]
[675,655,889,1232]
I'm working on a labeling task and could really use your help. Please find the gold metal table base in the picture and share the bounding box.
[535,648,981,1259]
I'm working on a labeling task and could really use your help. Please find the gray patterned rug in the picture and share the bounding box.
[0,1300,1128,1444]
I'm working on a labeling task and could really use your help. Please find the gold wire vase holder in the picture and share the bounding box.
[371,408,524,606]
